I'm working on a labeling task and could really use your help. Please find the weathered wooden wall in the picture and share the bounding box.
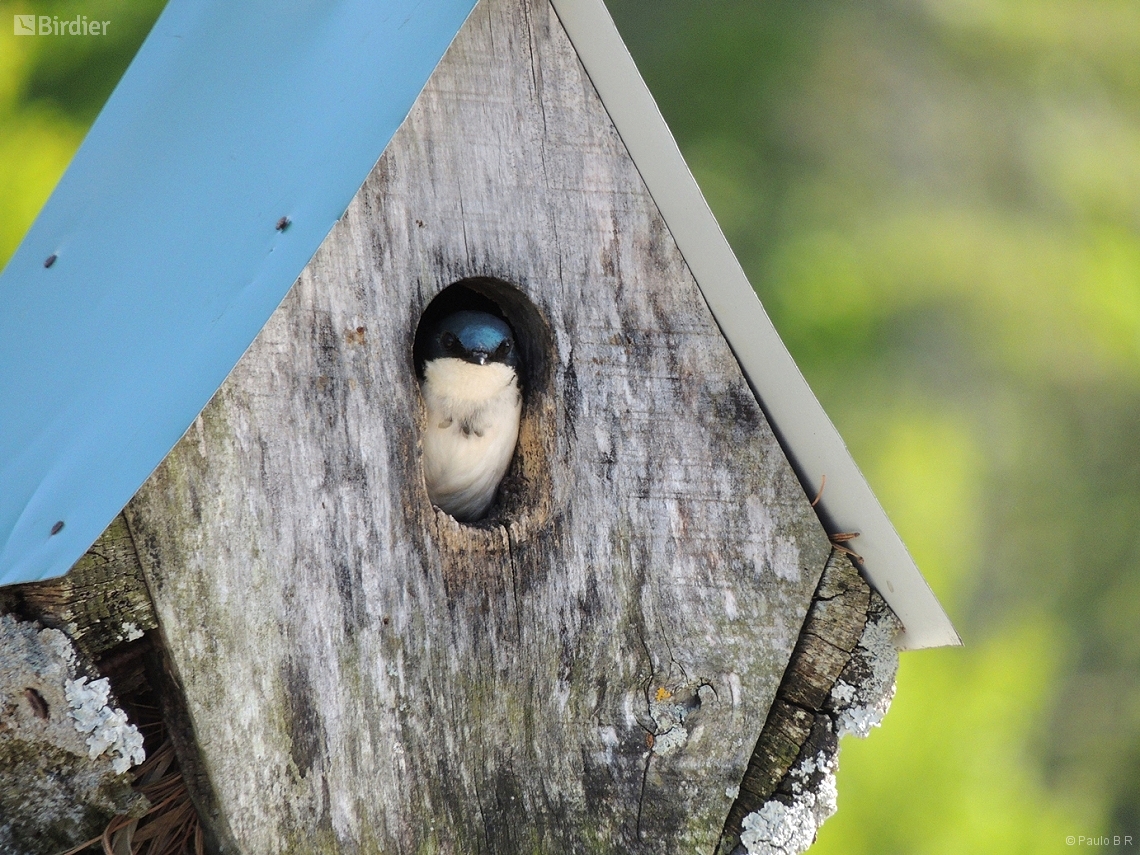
[124,0,834,851]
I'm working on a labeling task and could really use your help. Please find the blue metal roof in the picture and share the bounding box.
[0,0,477,585]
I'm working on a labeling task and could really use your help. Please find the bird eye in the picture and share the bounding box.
[440,331,459,350]
[496,340,512,355]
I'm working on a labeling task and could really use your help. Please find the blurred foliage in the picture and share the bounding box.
[607,0,1140,851]
[1,0,1137,851]
[0,0,166,263]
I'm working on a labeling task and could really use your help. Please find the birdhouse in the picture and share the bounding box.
[0,0,957,852]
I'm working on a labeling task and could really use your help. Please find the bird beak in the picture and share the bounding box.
[471,350,489,365]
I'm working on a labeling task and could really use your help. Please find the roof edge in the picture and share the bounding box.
[0,0,479,587]
[549,0,960,650]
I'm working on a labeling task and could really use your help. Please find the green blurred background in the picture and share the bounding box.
[1,0,1136,852]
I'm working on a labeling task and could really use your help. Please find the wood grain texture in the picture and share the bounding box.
[126,0,832,851]
[718,552,872,853]
[4,514,156,661]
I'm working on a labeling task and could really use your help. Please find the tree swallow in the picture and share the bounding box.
[419,310,522,521]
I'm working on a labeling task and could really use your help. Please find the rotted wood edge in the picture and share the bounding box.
[0,513,157,662]
[716,550,901,855]
[0,514,215,855]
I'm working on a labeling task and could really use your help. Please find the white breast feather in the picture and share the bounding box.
[421,358,521,520]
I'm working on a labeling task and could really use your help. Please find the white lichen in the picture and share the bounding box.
[647,691,691,756]
[832,603,900,739]
[739,751,838,855]
[121,622,145,643]
[0,615,148,836]
[65,676,146,774]
[41,626,80,670]
[829,681,856,705]
[736,597,902,855]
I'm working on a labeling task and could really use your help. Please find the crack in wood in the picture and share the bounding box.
[716,549,880,855]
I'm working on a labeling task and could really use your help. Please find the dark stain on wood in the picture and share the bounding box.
[23,688,49,720]
[283,658,325,779]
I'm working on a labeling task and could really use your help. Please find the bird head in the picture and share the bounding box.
[423,310,520,370]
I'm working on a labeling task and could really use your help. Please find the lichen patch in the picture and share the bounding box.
[739,750,838,855]
[65,677,146,774]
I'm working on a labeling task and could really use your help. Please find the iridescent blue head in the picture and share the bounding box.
[423,310,520,369]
